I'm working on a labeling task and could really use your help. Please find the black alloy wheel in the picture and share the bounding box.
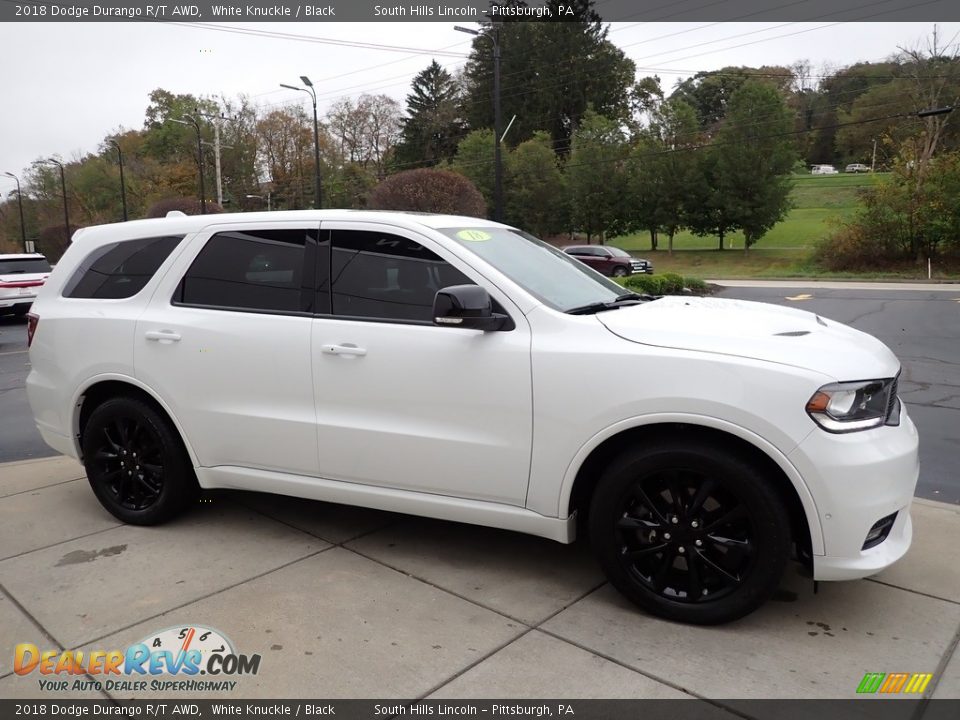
[614,468,757,604]
[82,396,197,525]
[589,439,791,624]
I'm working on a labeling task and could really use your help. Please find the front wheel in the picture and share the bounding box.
[81,396,198,525]
[612,266,628,278]
[588,439,791,624]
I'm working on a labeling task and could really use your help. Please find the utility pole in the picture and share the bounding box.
[3,172,27,250]
[195,109,233,206]
[871,138,877,173]
[170,115,206,213]
[108,139,128,221]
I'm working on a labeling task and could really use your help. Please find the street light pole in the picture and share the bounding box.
[34,159,70,246]
[2,171,27,250]
[108,140,128,221]
[171,115,206,214]
[455,24,503,222]
[281,77,323,208]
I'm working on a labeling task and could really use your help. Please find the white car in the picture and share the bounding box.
[811,165,839,175]
[25,211,918,625]
[0,253,51,316]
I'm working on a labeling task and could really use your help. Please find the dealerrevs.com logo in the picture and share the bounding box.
[14,625,261,693]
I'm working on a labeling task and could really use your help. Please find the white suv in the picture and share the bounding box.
[26,211,918,624]
[0,253,51,316]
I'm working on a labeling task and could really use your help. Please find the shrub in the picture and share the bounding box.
[683,277,708,294]
[625,274,664,295]
[660,272,685,294]
[368,168,487,217]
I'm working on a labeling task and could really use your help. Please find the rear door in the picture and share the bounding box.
[309,221,534,505]
[135,222,320,476]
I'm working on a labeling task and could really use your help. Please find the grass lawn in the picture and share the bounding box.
[604,172,951,279]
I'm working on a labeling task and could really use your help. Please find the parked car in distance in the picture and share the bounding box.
[26,211,918,625]
[810,164,839,175]
[563,245,653,276]
[0,253,52,317]
[845,163,870,173]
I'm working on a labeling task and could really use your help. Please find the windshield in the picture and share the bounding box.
[439,227,623,312]
[609,247,631,258]
[0,257,51,275]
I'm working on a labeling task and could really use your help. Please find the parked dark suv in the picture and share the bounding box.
[562,245,652,277]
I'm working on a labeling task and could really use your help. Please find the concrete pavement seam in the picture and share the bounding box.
[914,619,960,719]
[65,545,334,653]
[231,493,403,547]
[0,581,67,682]
[0,523,122,563]
[0,475,86,500]
[864,577,960,607]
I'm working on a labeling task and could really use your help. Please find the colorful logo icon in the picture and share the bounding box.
[856,672,933,694]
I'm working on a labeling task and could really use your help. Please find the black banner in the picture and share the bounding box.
[0,0,959,23]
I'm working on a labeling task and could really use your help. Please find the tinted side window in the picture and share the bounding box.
[330,230,472,323]
[177,229,314,314]
[63,236,183,299]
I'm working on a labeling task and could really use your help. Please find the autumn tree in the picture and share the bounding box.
[368,168,486,217]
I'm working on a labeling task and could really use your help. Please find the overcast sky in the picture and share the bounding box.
[0,20,956,188]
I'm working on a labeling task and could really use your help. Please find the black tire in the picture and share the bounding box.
[588,439,791,625]
[81,396,198,525]
[612,266,628,278]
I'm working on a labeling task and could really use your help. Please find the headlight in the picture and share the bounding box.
[805,378,898,433]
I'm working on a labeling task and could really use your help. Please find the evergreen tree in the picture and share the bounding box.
[394,61,464,169]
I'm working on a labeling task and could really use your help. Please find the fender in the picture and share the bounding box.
[556,412,825,555]
[70,373,202,469]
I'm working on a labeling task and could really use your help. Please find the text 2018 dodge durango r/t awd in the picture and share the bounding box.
[26,210,918,624]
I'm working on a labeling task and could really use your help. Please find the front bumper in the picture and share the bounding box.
[788,408,919,581]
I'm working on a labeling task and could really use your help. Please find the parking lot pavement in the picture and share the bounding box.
[1,457,959,704]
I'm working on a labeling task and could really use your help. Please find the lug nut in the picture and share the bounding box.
[678,546,685,554]
[702,589,708,596]
[695,539,702,547]
[671,517,679,524]
[664,533,671,540]
[691,520,699,528]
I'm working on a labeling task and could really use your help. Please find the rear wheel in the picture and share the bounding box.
[588,439,791,624]
[81,396,198,525]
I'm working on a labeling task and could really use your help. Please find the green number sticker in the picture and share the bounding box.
[456,229,492,242]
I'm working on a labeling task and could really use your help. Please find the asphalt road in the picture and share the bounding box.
[2,284,957,502]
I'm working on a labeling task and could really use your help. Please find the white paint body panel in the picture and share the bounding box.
[25,211,919,583]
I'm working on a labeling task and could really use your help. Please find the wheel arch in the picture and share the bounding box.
[72,375,200,467]
[561,416,822,557]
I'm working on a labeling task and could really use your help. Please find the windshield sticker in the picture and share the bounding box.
[456,229,492,242]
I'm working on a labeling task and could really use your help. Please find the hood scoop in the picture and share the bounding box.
[774,330,811,337]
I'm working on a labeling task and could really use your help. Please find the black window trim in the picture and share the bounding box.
[168,221,518,329]
[171,225,319,317]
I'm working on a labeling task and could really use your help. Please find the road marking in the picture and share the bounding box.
[785,293,813,301]
[0,350,28,356]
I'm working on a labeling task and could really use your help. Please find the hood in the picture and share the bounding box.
[597,295,900,381]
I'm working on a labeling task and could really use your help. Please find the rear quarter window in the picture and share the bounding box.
[62,235,184,299]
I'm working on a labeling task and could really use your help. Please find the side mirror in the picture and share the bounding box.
[433,285,510,331]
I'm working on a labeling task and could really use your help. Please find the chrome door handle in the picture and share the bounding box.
[144,330,182,343]
[321,343,367,357]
